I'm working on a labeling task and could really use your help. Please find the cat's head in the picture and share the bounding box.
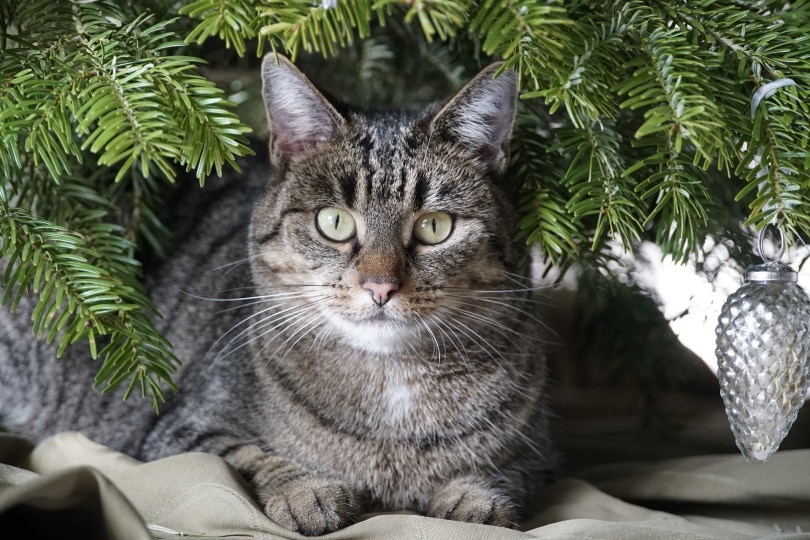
[250,55,522,355]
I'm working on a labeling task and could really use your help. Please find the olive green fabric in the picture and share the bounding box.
[1,432,809,539]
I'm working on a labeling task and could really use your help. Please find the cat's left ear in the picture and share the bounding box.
[428,63,518,171]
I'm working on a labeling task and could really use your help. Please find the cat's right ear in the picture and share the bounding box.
[261,54,344,165]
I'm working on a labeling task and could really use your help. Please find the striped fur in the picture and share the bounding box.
[0,56,554,535]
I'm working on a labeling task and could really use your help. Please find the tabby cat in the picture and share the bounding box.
[0,55,554,535]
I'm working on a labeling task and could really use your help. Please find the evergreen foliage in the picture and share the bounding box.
[3,0,810,404]
[0,0,251,408]
[177,0,810,262]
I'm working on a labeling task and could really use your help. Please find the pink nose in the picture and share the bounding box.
[362,280,399,306]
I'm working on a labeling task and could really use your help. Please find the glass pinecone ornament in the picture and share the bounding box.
[715,260,810,462]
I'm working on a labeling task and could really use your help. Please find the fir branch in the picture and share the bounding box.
[512,114,582,263]
[76,56,183,183]
[0,206,178,410]
[374,0,467,42]
[660,0,810,83]
[518,186,581,263]
[0,1,252,405]
[737,83,810,240]
[615,24,726,164]
[607,10,727,259]
[553,121,644,251]
[0,67,77,186]
[2,4,252,186]
[357,37,396,85]
[256,0,376,58]
[293,18,464,108]
[180,0,260,57]
[628,140,713,262]
[654,0,810,242]
[468,0,572,88]
[526,8,625,126]
[146,54,254,180]
[3,163,178,406]
[4,0,810,400]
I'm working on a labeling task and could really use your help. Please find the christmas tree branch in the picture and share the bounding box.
[0,0,252,405]
[554,122,643,252]
[181,0,260,56]
[256,0,376,57]
[0,205,179,410]
[738,83,810,239]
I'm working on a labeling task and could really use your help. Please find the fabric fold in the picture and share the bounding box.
[2,432,810,540]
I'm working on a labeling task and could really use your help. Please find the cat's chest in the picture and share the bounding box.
[377,369,419,425]
[364,359,500,432]
[258,348,510,441]
[380,377,411,412]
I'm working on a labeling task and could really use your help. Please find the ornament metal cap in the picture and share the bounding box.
[745,261,798,283]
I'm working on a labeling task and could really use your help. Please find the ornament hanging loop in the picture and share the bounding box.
[749,225,795,283]
[757,223,785,263]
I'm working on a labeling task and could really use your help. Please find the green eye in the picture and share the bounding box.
[413,211,454,245]
[316,207,356,242]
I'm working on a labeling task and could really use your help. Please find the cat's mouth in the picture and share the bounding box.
[363,310,397,323]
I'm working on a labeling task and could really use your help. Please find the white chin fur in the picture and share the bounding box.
[330,317,416,355]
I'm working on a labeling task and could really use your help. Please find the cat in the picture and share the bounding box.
[0,54,555,535]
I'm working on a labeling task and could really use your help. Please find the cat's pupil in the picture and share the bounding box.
[431,218,437,234]
[334,214,340,230]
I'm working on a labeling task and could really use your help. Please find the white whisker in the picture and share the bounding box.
[213,292,316,315]
[441,304,526,340]
[240,307,328,374]
[208,298,328,366]
[428,314,472,372]
[181,289,312,303]
[440,314,505,366]
[213,294,325,348]
[306,319,336,358]
[416,315,443,362]
[255,310,328,363]
[205,249,284,275]
[445,293,554,335]
[278,316,325,358]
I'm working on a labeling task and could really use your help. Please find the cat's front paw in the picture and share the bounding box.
[262,474,360,536]
[427,477,519,528]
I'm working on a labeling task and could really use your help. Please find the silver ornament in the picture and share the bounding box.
[715,251,810,462]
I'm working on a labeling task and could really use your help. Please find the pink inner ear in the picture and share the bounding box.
[428,67,517,160]
[276,136,321,156]
[272,106,333,157]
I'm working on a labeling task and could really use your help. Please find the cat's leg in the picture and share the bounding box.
[427,476,520,528]
[228,444,361,536]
